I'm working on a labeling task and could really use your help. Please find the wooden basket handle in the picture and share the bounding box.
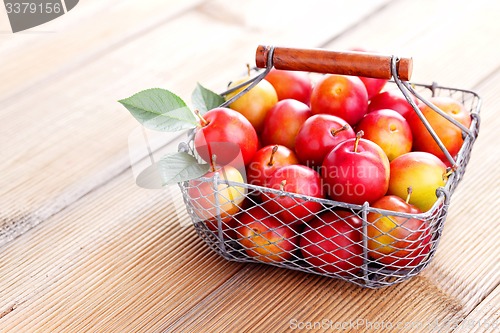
[255,45,413,81]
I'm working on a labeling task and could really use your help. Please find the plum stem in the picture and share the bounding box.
[268,145,279,166]
[354,130,364,153]
[279,180,287,197]
[246,63,252,77]
[331,124,350,136]
[195,110,209,127]
[280,180,286,191]
[443,166,456,180]
[406,186,413,204]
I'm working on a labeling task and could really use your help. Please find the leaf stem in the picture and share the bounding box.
[195,110,209,127]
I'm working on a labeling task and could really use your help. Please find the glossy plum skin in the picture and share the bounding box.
[406,96,471,165]
[388,152,447,212]
[321,137,390,205]
[356,109,413,161]
[194,107,259,166]
[300,211,363,275]
[246,145,299,187]
[367,195,432,269]
[359,76,388,100]
[187,165,246,238]
[295,114,356,168]
[265,68,313,105]
[263,165,324,225]
[236,206,299,263]
[261,99,312,150]
[367,89,418,119]
[226,78,278,133]
[310,74,369,126]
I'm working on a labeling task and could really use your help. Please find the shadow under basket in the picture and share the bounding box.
[178,46,481,289]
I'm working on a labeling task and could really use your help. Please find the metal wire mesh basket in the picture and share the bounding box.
[178,46,481,288]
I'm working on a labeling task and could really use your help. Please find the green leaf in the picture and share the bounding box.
[119,88,198,131]
[191,83,225,114]
[159,152,210,185]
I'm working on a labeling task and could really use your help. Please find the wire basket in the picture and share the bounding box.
[177,46,481,288]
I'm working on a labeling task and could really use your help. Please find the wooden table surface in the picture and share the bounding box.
[1,0,499,332]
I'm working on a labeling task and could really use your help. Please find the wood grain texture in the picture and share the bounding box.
[0,170,243,332]
[0,0,206,103]
[453,286,500,333]
[0,0,499,332]
[256,45,413,80]
[0,0,390,244]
